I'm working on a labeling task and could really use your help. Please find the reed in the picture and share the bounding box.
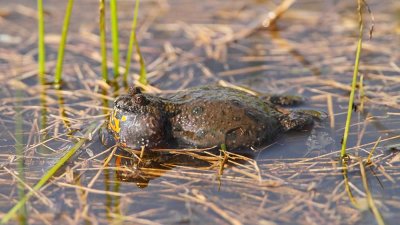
[54,0,75,86]
[110,0,120,78]
[37,0,46,84]
[124,0,147,85]
[340,0,364,158]
[99,0,108,81]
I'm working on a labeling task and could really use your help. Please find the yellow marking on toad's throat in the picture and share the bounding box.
[108,110,127,133]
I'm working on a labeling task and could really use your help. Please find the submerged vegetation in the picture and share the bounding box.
[0,0,399,224]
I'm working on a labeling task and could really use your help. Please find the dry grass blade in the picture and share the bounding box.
[359,159,385,225]
[367,136,381,164]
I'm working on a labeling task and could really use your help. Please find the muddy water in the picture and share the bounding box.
[1,0,400,224]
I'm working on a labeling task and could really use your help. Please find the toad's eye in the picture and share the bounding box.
[133,94,147,105]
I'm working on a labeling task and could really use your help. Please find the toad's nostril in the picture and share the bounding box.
[114,96,132,109]
[131,97,138,106]
[124,100,132,107]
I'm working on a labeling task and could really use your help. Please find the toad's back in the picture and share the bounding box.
[165,86,284,149]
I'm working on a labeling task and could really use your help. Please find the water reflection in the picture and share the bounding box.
[15,89,27,225]
[38,84,51,155]
[112,148,255,189]
[104,164,122,222]
[56,87,73,135]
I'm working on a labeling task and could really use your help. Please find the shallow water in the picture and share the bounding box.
[1,0,400,224]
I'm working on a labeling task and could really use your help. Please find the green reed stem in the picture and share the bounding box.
[110,0,120,78]
[123,0,139,82]
[54,0,74,86]
[340,0,364,158]
[37,0,46,84]
[99,0,108,81]
[124,0,147,85]
[0,123,97,224]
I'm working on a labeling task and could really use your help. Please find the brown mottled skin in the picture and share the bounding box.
[108,86,323,151]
